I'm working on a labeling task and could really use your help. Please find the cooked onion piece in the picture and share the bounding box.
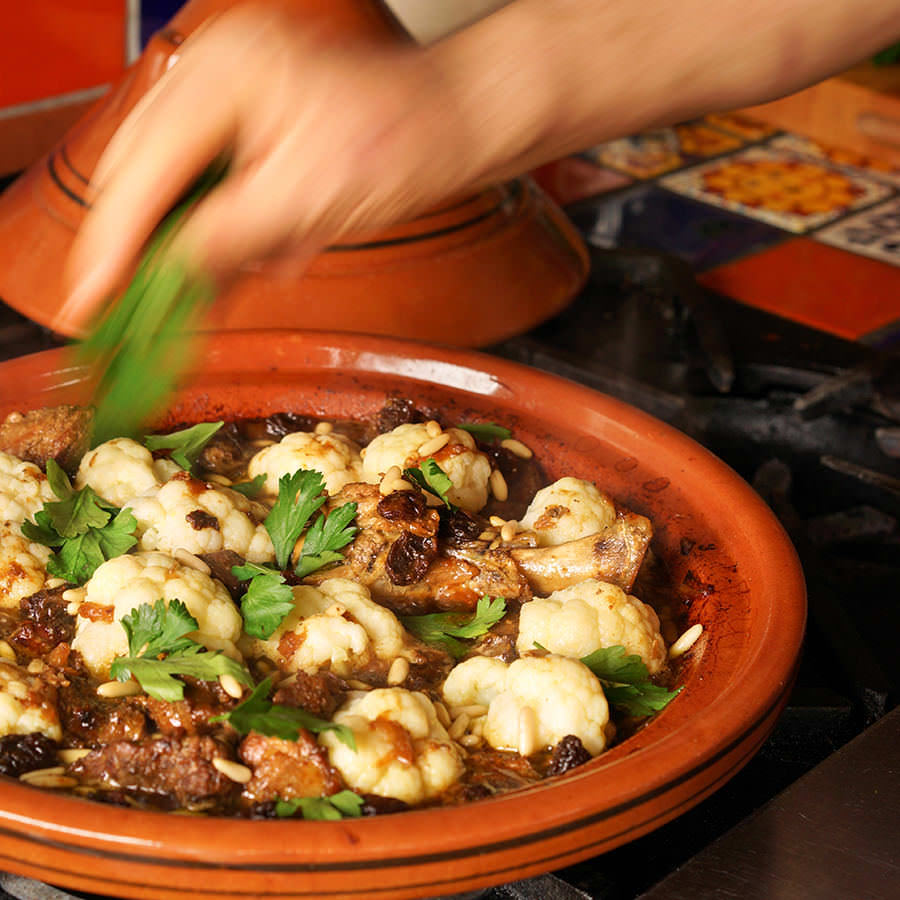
[517,578,666,675]
[0,450,55,526]
[320,688,464,804]
[0,661,62,740]
[519,477,617,546]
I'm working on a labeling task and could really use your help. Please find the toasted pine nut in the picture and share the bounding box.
[97,680,142,698]
[453,704,488,718]
[61,588,84,605]
[0,640,16,662]
[58,748,91,764]
[174,548,211,575]
[425,420,443,438]
[384,465,402,482]
[434,701,451,728]
[44,577,66,589]
[517,707,539,757]
[418,433,450,458]
[488,515,506,527]
[501,438,533,459]
[20,766,65,782]
[459,734,481,748]
[477,530,497,542]
[387,657,410,686]
[500,522,517,542]
[324,603,347,618]
[314,421,334,435]
[348,679,371,691]
[26,659,44,674]
[449,713,470,741]
[388,478,414,492]
[205,473,232,486]
[488,539,501,551]
[669,623,703,659]
[219,674,244,700]
[212,758,252,784]
[23,774,78,790]
[251,439,275,448]
[489,469,509,502]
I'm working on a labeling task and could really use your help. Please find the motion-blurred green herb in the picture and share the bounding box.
[873,41,900,66]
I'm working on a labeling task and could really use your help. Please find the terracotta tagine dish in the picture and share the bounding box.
[0,0,589,347]
[0,331,805,900]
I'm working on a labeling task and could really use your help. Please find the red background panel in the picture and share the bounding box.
[0,2,126,107]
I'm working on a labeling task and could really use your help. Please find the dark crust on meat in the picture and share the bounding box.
[0,733,59,777]
[137,677,234,738]
[199,550,246,600]
[57,678,148,747]
[271,671,348,719]
[10,587,75,657]
[0,405,92,474]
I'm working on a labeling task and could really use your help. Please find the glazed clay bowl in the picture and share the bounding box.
[0,331,806,900]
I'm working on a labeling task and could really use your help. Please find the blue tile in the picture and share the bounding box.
[141,0,186,47]
[567,184,788,271]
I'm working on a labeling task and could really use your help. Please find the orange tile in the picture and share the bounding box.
[0,2,126,108]
[698,238,900,340]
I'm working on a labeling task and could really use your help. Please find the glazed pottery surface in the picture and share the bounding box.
[0,331,806,900]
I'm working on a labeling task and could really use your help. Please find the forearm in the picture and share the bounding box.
[431,0,900,184]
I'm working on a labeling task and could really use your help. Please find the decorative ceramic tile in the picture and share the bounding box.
[769,133,900,187]
[566,184,785,270]
[532,157,632,206]
[585,131,684,178]
[674,123,743,157]
[699,238,900,340]
[815,196,900,266]
[660,147,893,233]
[703,113,778,141]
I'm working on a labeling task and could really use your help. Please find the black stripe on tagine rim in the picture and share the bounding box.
[46,151,89,208]
[0,673,794,897]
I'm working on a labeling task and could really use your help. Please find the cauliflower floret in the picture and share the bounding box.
[75,438,179,508]
[320,688,464,804]
[129,474,274,564]
[241,578,407,676]
[0,451,54,526]
[443,655,609,756]
[361,424,491,512]
[0,521,51,608]
[0,661,61,740]
[519,477,617,546]
[517,578,666,675]
[248,432,363,497]
[71,551,242,678]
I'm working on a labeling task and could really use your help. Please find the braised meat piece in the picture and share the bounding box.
[238,732,343,805]
[70,736,237,805]
[10,586,75,657]
[57,678,148,746]
[271,671,347,719]
[199,549,246,601]
[443,749,541,804]
[196,423,247,478]
[0,405,92,474]
[138,677,234,738]
[0,733,59,777]
[482,444,546,522]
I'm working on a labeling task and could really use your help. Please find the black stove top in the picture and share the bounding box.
[0,230,897,900]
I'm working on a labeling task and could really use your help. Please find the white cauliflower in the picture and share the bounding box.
[248,432,363,497]
[519,477,617,546]
[241,578,407,676]
[0,451,54,526]
[320,688,464,805]
[517,578,666,674]
[361,424,491,512]
[71,551,243,678]
[443,654,610,756]
[128,474,274,564]
[0,521,50,609]
[0,661,61,740]
[75,438,179,508]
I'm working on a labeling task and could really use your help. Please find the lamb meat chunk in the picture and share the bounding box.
[0,405,92,474]
[0,733,59,777]
[469,605,521,663]
[238,731,343,805]
[375,398,427,434]
[57,677,148,746]
[199,549,246,601]
[70,735,237,805]
[443,749,541,804]
[271,671,348,719]
[138,677,234,738]
[10,586,75,657]
[196,423,247,478]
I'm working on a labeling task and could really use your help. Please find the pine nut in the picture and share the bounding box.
[669,623,703,659]
[501,439,533,459]
[348,679,371,691]
[425,420,443,438]
[425,492,445,507]
[453,704,488,718]
[58,748,91,764]
[251,439,275,448]
[219,674,244,699]
[205,473,232,486]
[174,548,211,574]
[0,640,16,662]
[418,433,450,458]
[434,701,451,728]
[23,774,78,790]
[488,516,506,528]
[489,469,509,502]
[314,421,334,435]
[20,766,65,781]
[500,522,517,542]
[26,659,44,674]
[449,713,470,741]
[478,530,497,542]
[379,479,396,496]
[97,680,142,698]
[387,478,414,492]
[44,577,66,589]
[212,758,252,784]
[488,539,501,551]
[459,734,481,748]
[517,707,539,757]
[387,657,410,686]
[61,588,84,604]
[384,465,402,482]
[324,603,347,618]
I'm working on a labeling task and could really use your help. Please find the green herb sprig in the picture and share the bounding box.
[275,790,364,820]
[457,422,512,442]
[144,421,223,474]
[401,596,506,658]
[578,645,681,717]
[231,564,295,640]
[403,459,454,508]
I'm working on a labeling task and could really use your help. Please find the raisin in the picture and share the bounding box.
[546,735,592,777]
[385,532,438,586]
[0,733,59,777]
